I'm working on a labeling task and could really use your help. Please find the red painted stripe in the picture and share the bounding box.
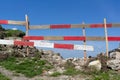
[23,36,44,40]
[50,24,71,29]
[64,36,85,40]
[54,43,74,49]
[108,37,120,41]
[14,41,34,46]
[90,24,112,28]
[0,20,8,24]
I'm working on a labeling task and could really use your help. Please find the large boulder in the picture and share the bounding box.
[107,59,120,70]
[109,48,120,59]
[88,60,101,71]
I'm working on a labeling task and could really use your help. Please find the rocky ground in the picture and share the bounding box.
[0,45,120,80]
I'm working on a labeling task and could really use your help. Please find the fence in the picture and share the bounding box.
[0,15,120,60]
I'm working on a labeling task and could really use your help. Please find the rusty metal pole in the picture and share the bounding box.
[25,14,29,56]
[82,22,87,61]
[104,18,109,57]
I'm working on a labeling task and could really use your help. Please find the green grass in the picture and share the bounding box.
[63,68,81,76]
[0,57,53,78]
[81,67,120,80]
[50,72,61,77]
[0,73,11,80]
[91,70,120,80]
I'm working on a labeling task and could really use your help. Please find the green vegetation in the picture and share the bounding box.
[0,57,53,78]
[81,67,120,80]
[0,25,25,38]
[50,72,61,77]
[5,29,25,37]
[0,73,11,80]
[63,68,81,76]
[50,63,120,80]
[91,70,120,80]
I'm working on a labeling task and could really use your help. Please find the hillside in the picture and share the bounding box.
[0,25,120,80]
[0,25,25,39]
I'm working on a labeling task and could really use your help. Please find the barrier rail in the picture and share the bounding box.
[29,23,120,29]
[0,15,120,60]
[23,36,120,41]
[0,39,94,51]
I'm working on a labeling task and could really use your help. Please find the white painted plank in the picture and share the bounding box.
[0,40,14,45]
[33,41,54,48]
[74,45,94,51]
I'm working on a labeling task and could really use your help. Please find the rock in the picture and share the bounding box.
[109,48,120,59]
[107,59,120,70]
[0,53,8,60]
[88,60,101,71]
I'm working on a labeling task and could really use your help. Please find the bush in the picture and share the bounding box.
[5,29,25,37]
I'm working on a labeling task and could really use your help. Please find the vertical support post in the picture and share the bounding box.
[119,43,120,48]
[82,22,87,61]
[104,18,109,57]
[25,14,29,56]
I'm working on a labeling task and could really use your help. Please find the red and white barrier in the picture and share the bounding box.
[0,20,26,25]
[0,39,94,51]
[32,41,94,51]
[29,23,120,29]
[23,36,120,41]
[0,40,14,45]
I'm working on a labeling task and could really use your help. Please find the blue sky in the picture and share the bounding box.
[0,0,120,58]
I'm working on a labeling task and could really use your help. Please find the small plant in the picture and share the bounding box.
[64,60,75,69]
[50,72,61,77]
[0,73,11,80]
[63,67,81,76]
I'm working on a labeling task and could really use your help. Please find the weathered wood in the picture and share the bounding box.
[25,15,29,56]
[8,20,26,25]
[86,37,105,41]
[104,18,109,57]
[23,36,120,41]
[44,36,64,40]
[82,22,87,61]
[29,23,120,29]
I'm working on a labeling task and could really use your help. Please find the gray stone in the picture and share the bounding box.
[107,59,120,70]
[88,60,101,71]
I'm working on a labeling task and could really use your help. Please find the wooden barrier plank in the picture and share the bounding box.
[23,36,120,41]
[44,36,63,40]
[33,41,54,48]
[108,36,120,41]
[29,23,120,29]
[54,43,74,49]
[0,20,26,25]
[32,40,94,51]
[8,20,26,25]
[90,24,112,28]
[64,36,85,40]
[23,36,44,40]
[50,24,71,29]
[0,39,94,51]
[74,45,94,51]
[0,40,14,45]
[14,41,34,46]
[86,37,105,41]
[0,20,8,24]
